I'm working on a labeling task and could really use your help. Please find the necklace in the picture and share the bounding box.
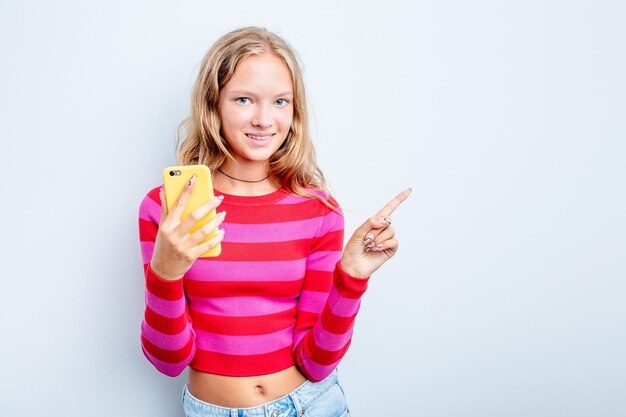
[217,168,269,183]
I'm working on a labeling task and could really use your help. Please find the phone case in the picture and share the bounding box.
[162,164,222,257]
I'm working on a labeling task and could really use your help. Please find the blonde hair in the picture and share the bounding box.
[176,26,338,211]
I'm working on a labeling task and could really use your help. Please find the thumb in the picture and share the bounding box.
[349,215,390,242]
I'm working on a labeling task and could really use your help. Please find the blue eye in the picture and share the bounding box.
[275,98,289,106]
[236,97,250,104]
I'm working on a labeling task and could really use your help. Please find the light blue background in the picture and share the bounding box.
[1,1,624,416]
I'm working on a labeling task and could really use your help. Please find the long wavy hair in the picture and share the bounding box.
[176,26,338,211]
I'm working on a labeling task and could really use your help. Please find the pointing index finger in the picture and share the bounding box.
[376,188,412,217]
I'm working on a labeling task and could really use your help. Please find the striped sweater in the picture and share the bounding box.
[138,186,370,382]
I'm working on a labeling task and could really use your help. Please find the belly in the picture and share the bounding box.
[188,365,308,408]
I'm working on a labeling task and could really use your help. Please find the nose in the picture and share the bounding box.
[251,103,273,128]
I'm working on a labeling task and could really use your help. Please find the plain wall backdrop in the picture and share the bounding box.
[1,1,625,416]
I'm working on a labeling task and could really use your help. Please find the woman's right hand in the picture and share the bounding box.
[149,174,226,280]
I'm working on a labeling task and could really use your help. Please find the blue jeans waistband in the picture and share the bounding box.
[182,368,341,417]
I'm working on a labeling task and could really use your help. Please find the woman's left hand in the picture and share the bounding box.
[340,188,412,279]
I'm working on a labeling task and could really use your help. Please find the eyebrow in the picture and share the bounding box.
[228,90,293,97]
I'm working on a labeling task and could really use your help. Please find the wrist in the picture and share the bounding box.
[149,261,184,281]
[339,259,368,279]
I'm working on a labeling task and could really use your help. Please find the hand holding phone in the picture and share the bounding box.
[149,165,226,281]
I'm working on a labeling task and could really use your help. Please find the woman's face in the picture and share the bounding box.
[218,52,294,165]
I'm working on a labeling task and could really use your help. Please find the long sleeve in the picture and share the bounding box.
[138,187,196,377]
[292,199,370,382]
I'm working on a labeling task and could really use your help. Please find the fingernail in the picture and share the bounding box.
[214,196,224,204]
[216,195,224,200]
[376,243,383,249]
[366,241,375,249]
[217,211,226,218]
[188,174,196,186]
[380,218,390,226]
[364,234,374,244]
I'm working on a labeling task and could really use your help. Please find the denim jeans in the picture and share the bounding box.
[182,368,351,417]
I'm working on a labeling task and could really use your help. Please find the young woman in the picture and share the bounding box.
[138,26,411,417]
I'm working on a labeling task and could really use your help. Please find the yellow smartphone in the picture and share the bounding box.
[162,164,221,257]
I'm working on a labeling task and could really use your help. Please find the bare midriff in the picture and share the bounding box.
[188,366,308,408]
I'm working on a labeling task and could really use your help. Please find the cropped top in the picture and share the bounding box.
[138,186,370,382]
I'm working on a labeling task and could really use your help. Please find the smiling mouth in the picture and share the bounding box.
[246,134,274,141]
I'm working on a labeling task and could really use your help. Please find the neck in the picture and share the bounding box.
[214,161,277,196]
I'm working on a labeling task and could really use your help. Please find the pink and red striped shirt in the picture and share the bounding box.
[138,186,370,381]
